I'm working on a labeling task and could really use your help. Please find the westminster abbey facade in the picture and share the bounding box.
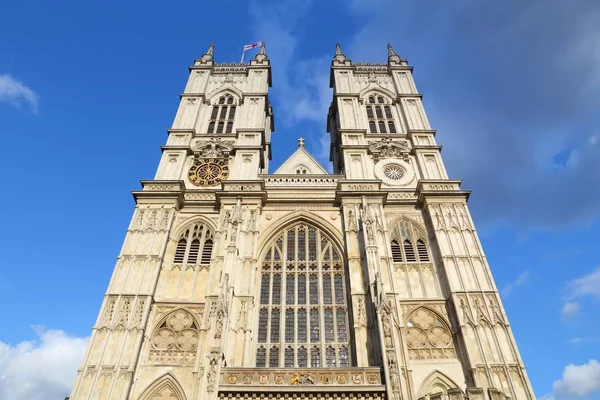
[68,43,536,400]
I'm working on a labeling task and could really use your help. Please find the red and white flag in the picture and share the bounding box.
[243,42,263,51]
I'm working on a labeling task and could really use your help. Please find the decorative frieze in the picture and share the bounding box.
[219,367,383,390]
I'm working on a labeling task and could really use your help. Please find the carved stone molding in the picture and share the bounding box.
[368,138,410,162]
[219,367,383,390]
[192,137,234,158]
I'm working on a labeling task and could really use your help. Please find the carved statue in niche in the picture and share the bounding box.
[357,298,367,328]
[206,357,217,392]
[214,310,224,339]
[246,210,256,231]
[382,310,393,348]
[347,209,358,232]
[387,353,401,392]
[220,211,230,232]
[236,301,248,331]
[364,218,375,245]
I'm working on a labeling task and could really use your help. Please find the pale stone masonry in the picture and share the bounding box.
[68,43,536,400]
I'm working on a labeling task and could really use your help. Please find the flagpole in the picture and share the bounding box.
[240,49,246,64]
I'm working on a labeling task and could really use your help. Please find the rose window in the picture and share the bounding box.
[383,164,405,180]
[405,307,455,360]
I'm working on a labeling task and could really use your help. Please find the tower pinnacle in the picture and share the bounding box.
[253,42,268,62]
[387,43,402,65]
[197,42,214,64]
[333,43,347,63]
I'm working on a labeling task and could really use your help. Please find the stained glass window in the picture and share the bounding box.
[255,223,351,368]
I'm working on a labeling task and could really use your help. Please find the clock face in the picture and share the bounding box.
[188,158,229,186]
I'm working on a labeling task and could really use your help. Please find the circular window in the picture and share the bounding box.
[374,159,415,186]
[383,164,405,180]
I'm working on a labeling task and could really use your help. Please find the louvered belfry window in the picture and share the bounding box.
[389,219,430,263]
[256,223,350,368]
[207,94,236,134]
[172,223,214,265]
[366,95,397,134]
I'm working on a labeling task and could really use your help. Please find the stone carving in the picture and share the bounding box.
[220,211,230,232]
[236,301,248,331]
[209,73,247,85]
[364,218,375,245]
[347,209,358,233]
[246,210,257,231]
[405,307,455,360]
[460,298,474,325]
[115,297,132,328]
[387,352,401,393]
[289,372,315,385]
[206,357,218,392]
[474,298,489,323]
[368,138,410,162]
[192,137,234,158]
[460,212,471,230]
[214,309,224,339]
[381,310,393,348]
[101,297,117,327]
[489,297,504,325]
[149,309,200,365]
[221,367,382,388]
[357,298,367,328]
[134,298,146,327]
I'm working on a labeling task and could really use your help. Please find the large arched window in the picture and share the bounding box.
[173,223,214,266]
[208,94,236,134]
[256,222,350,368]
[389,219,430,263]
[366,95,396,134]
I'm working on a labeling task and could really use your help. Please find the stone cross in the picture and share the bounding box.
[298,137,305,147]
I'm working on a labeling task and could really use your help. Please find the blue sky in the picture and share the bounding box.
[0,1,599,399]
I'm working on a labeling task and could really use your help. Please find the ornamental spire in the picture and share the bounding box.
[197,42,214,64]
[387,43,402,65]
[333,43,347,63]
[252,42,269,63]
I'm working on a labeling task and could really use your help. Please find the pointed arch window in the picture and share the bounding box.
[389,219,431,263]
[172,223,214,266]
[366,95,397,134]
[256,222,351,368]
[208,94,236,134]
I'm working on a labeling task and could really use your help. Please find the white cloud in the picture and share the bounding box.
[551,359,600,399]
[0,74,39,113]
[0,328,88,400]
[566,267,600,301]
[560,301,581,319]
[567,337,600,346]
[502,270,530,297]
[341,1,600,229]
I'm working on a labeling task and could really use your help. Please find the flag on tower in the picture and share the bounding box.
[243,42,263,51]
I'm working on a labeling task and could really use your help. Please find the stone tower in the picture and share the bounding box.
[68,43,536,400]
